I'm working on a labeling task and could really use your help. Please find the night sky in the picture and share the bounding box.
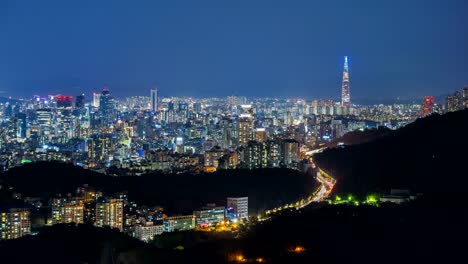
[1,0,467,100]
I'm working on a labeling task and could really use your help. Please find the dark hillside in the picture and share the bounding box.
[1,162,317,214]
[314,109,468,197]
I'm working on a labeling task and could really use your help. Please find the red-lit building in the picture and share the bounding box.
[421,96,434,117]
[57,95,73,108]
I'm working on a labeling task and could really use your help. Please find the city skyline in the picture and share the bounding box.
[1,1,467,262]
[1,0,467,99]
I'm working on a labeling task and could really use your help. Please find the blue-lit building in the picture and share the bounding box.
[99,88,116,126]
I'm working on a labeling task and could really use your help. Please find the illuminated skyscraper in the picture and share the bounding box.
[421,96,435,117]
[341,56,351,107]
[36,108,53,137]
[150,88,158,112]
[75,93,85,109]
[92,93,101,108]
[463,86,468,109]
[281,139,300,167]
[99,87,116,126]
[238,105,254,146]
[16,113,27,139]
[56,95,73,108]
[238,114,253,146]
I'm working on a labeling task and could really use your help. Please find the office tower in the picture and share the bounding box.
[421,96,435,117]
[56,95,75,141]
[16,113,27,139]
[178,102,188,119]
[36,108,53,136]
[0,208,31,240]
[193,102,202,113]
[341,56,351,107]
[281,139,300,167]
[238,114,253,145]
[226,197,248,220]
[75,93,85,109]
[56,95,73,108]
[92,93,101,108]
[150,88,158,112]
[463,86,468,109]
[95,198,123,231]
[99,87,116,126]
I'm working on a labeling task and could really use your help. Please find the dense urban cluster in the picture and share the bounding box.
[1,182,249,242]
[1,57,467,245]
[3,86,465,174]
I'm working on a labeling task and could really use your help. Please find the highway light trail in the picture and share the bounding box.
[264,166,336,216]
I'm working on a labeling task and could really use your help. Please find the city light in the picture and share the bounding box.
[289,245,306,254]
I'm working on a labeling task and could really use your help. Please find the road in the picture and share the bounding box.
[297,168,335,208]
[264,167,336,216]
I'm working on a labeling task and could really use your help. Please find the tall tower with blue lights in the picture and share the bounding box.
[341,56,351,107]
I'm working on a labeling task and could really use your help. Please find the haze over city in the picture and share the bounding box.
[1,0,467,99]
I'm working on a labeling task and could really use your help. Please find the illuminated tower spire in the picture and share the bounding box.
[341,56,351,107]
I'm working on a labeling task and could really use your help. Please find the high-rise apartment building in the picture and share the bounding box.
[95,198,124,231]
[0,208,31,240]
[453,91,461,111]
[238,114,253,145]
[281,139,300,167]
[255,128,267,142]
[341,56,351,107]
[463,86,468,109]
[244,141,268,169]
[51,199,84,224]
[243,140,281,169]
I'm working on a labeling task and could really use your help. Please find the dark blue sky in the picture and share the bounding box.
[1,0,467,100]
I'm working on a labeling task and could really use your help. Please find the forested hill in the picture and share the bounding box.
[314,109,468,198]
[0,162,317,214]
